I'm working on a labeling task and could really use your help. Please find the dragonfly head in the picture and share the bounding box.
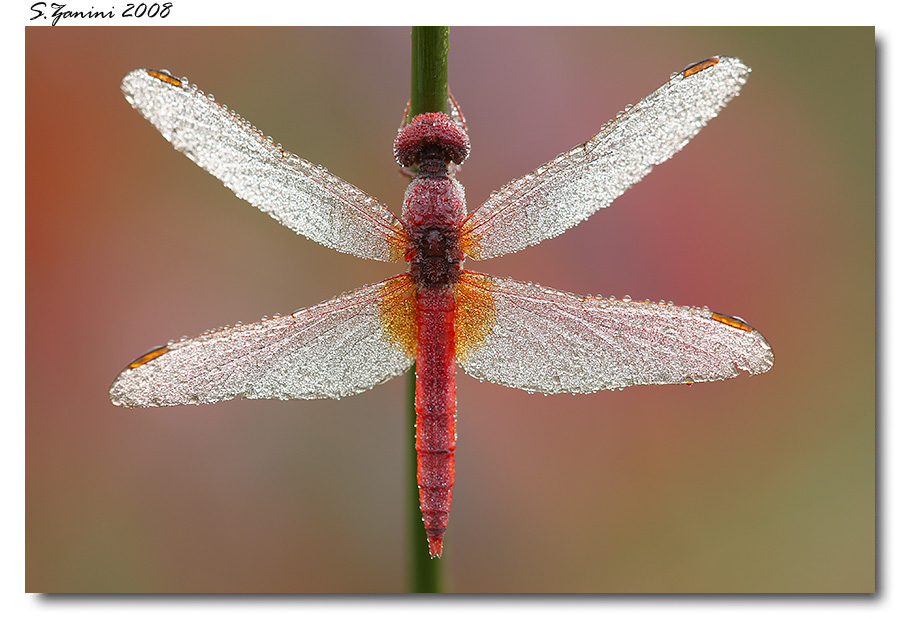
[394,112,470,168]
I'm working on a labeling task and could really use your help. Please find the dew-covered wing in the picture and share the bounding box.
[460,57,750,260]
[121,69,408,262]
[456,272,772,394]
[109,275,416,407]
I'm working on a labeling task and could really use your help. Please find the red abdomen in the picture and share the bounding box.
[415,286,457,558]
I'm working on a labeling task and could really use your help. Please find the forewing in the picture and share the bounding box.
[456,272,772,394]
[109,275,417,407]
[460,57,750,259]
[121,69,408,262]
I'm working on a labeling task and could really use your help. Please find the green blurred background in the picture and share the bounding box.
[26,27,874,592]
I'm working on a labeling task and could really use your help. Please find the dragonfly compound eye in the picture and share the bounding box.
[394,112,470,167]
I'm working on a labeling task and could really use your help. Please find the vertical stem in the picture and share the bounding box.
[407,25,448,593]
[408,26,450,121]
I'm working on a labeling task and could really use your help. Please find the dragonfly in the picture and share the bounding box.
[110,56,774,558]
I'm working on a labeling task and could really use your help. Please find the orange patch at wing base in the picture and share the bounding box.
[458,225,484,260]
[386,222,413,262]
[378,275,418,359]
[455,272,497,362]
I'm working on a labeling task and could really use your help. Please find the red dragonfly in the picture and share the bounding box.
[110,56,773,558]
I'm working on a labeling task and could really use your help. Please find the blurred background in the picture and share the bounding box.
[26,27,874,592]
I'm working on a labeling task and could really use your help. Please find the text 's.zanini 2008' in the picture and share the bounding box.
[111,57,773,558]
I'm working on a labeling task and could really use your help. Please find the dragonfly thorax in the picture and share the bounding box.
[408,227,463,288]
[403,172,467,289]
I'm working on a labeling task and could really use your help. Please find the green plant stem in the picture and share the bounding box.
[407,25,448,594]
[408,26,450,121]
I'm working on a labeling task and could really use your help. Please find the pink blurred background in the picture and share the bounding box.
[26,27,874,592]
